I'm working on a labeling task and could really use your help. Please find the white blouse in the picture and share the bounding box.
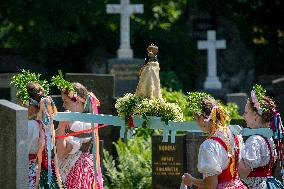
[197,129,244,178]
[242,135,276,170]
[28,120,44,154]
[65,121,92,154]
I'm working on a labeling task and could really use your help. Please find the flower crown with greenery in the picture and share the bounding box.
[250,84,267,115]
[50,70,76,101]
[187,92,214,116]
[11,70,49,105]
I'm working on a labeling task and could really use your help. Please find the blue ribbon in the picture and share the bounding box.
[41,98,56,187]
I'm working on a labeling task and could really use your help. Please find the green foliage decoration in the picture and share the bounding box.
[253,84,268,112]
[187,92,214,116]
[10,69,49,105]
[50,70,75,93]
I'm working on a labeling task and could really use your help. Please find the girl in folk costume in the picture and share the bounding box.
[181,92,247,189]
[239,85,284,188]
[52,73,103,189]
[11,70,64,189]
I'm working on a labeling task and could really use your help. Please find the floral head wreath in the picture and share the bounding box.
[11,70,49,106]
[51,70,77,101]
[187,92,213,116]
[187,92,230,127]
[250,84,267,115]
[51,70,100,112]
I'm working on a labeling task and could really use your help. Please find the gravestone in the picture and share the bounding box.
[50,95,64,129]
[0,73,17,103]
[226,93,248,115]
[50,95,65,112]
[107,58,143,97]
[185,132,207,180]
[272,77,284,94]
[258,75,284,93]
[197,30,226,90]
[65,73,115,115]
[65,73,119,156]
[0,100,28,189]
[272,77,284,116]
[152,135,186,189]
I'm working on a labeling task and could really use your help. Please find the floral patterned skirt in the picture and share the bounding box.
[217,179,248,189]
[243,177,284,189]
[60,152,102,189]
[29,154,64,189]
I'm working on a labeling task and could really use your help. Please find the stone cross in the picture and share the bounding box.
[197,30,226,89]
[106,0,144,58]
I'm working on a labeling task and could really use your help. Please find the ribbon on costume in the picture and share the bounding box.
[85,93,104,189]
[271,112,284,179]
[55,124,109,139]
[36,96,63,189]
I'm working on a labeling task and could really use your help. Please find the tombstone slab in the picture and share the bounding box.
[272,77,284,94]
[152,135,186,189]
[107,58,143,97]
[185,132,207,179]
[0,100,28,189]
[0,73,17,103]
[227,93,248,115]
[65,73,115,114]
[257,75,284,93]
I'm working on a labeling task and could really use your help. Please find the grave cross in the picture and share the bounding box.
[197,30,226,89]
[106,0,144,58]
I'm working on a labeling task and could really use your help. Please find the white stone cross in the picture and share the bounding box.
[106,0,144,58]
[197,30,226,89]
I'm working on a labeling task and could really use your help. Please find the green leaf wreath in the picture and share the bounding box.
[253,84,268,112]
[187,92,214,115]
[50,70,75,92]
[10,70,49,105]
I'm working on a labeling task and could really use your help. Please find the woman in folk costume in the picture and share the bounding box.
[52,73,103,189]
[239,85,284,188]
[11,70,64,189]
[181,92,247,189]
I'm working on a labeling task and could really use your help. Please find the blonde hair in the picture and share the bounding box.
[199,98,230,136]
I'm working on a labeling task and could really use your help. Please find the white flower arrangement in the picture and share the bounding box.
[115,93,184,127]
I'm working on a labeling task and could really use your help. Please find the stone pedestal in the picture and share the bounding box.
[204,76,222,89]
[107,58,143,97]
